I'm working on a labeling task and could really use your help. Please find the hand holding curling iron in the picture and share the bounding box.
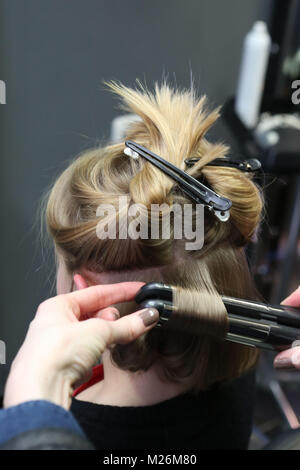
[274,287,300,369]
[3,283,300,414]
[3,281,159,410]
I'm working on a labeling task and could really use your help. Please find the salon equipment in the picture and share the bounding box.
[135,282,300,351]
[235,21,271,128]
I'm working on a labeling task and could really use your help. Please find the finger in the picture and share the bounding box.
[79,307,120,322]
[94,307,120,321]
[274,346,300,370]
[106,307,160,344]
[281,287,300,307]
[64,282,145,319]
[84,307,159,348]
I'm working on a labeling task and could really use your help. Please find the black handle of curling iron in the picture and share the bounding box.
[135,283,300,351]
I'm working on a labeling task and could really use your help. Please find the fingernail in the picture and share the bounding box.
[274,357,294,369]
[139,308,159,327]
[112,310,120,320]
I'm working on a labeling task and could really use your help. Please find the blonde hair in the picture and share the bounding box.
[45,81,263,392]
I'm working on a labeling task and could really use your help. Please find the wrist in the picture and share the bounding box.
[3,361,73,410]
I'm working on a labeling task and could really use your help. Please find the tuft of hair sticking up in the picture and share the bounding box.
[105,80,229,208]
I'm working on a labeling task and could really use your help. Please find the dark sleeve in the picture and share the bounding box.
[0,399,94,450]
[0,427,94,450]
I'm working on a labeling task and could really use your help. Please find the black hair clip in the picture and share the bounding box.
[124,140,232,222]
[184,156,262,172]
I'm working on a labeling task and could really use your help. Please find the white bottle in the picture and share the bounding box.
[235,21,271,129]
[110,113,141,143]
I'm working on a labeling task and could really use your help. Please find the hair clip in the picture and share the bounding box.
[124,140,232,222]
[184,156,262,172]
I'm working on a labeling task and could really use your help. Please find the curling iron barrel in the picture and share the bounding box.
[135,283,300,351]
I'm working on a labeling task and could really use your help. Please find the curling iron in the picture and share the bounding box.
[135,283,300,351]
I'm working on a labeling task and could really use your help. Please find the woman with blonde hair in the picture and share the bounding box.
[45,81,263,449]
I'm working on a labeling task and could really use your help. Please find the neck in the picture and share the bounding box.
[75,350,188,407]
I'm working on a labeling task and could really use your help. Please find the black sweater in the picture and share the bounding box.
[70,371,256,450]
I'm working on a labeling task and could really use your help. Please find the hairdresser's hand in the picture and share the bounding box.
[3,282,159,410]
[274,287,300,370]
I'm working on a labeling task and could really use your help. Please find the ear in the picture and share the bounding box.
[73,273,89,290]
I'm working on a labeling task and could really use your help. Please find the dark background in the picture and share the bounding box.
[0,0,272,394]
